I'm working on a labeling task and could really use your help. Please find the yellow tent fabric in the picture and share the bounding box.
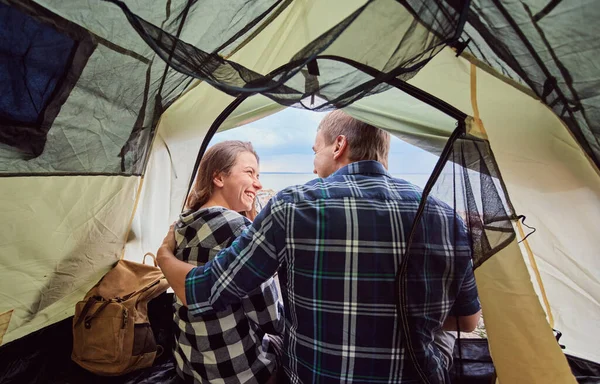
[409,49,600,365]
[0,175,140,344]
[124,0,368,260]
[345,47,600,365]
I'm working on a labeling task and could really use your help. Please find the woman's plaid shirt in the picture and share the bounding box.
[173,207,283,383]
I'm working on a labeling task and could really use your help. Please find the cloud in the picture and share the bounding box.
[257,152,438,174]
[215,124,293,148]
[388,149,438,174]
[259,153,315,173]
[214,108,327,153]
[211,107,440,175]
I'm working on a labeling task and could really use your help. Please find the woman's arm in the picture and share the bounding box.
[157,225,194,305]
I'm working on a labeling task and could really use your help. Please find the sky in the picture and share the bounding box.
[212,108,439,175]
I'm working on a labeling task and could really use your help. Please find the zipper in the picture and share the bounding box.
[122,308,128,329]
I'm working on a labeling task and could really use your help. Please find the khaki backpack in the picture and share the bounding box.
[72,253,170,376]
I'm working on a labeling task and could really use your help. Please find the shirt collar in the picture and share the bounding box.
[330,160,391,178]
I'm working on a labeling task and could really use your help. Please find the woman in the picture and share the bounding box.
[172,141,282,384]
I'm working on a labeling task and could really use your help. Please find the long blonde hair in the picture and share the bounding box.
[185,141,259,213]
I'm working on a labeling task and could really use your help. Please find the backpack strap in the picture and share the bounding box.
[120,277,165,302]
[82,300,113,329]
[142,252,158,267]
[74,297,113,329]
[74,297,99,327]
[75,277,165,328]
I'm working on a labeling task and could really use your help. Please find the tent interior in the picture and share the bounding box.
[1,0,599,383]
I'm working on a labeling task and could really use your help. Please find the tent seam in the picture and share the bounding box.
[120,175,145,260]
[516,220,555,328]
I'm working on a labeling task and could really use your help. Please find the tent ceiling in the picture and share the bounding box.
[108,0,462,109]
[462,0,600,170]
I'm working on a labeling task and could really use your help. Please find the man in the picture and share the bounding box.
[158,110,481,383]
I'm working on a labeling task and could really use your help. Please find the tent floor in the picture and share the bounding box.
[1,293,598,383]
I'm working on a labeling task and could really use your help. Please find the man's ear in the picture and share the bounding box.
[213,172,225,188]
[332,135,348,160]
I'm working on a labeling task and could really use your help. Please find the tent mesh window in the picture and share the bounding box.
[461,0,600,170]
[397,126,517,381]
[0,1,95,159]
[107,0,465,111]
[0,0,166,175]
[0,0,318,175]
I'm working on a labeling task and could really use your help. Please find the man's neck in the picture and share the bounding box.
[333,159,352,174]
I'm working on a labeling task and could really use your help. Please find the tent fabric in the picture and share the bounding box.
[123,0,377,258]
[407,48,600,364]
[462,0,600,171]
[106,0,600,173]
[0,0,296,349]
[159,50,578,381]
[392,123,524,381]
[0,0,239,175]
[0,175,140,345]
[348,47,600,366]
[0,310,12,345]
[123,94,285,263]
[347,96,518,267]
[0,0,599,382]
[108,0,465,110]
[475,239,576,384]
[344,86,458,155]
[0,0,166,175]
[0,1,94,159]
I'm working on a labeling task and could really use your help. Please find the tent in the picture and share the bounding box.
[1,0,599,382]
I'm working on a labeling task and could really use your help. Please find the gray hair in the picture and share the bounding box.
[318,110,390,168]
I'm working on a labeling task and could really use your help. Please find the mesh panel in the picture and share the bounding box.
[0,0,167,175]
[398,126,517,382]
[0,0,287,175]
[161,0,288,55]
[106,0,465,111]
[0,0,470,174]
[462,0,600,170]
[0,1,94,159]
[434,135,515,267]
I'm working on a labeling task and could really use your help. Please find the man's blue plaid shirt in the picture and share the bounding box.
[185,161,480,383]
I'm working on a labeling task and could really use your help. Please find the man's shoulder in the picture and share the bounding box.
[271,174,423,205]
[272,177,330,203]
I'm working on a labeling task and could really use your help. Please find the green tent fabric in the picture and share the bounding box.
[1,1,599,383]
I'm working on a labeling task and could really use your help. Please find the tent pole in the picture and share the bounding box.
[317,55,468,122]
